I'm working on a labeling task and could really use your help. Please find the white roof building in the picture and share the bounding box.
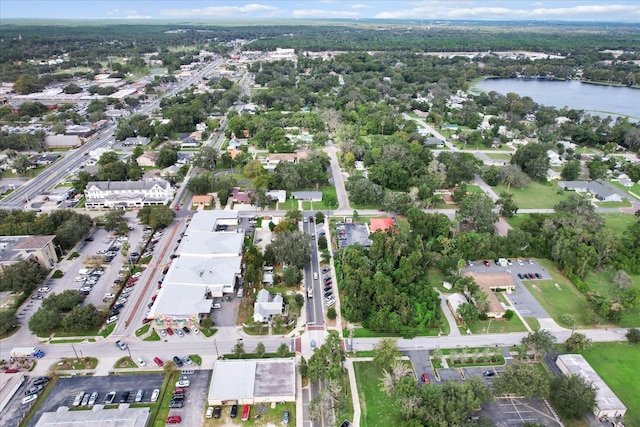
[84,179,174,209]
[446,293,469,320]
[253,289,284,323]
[177,232,244,257]
[556,354,626,419]
[187,210,239,233]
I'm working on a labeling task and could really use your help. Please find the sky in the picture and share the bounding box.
[1,0,639,22]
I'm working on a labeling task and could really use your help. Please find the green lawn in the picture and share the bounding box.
[484,153,514,160]
[493,182,571,209]
[354,361,408,427]
[301,186,338,210]
[610,180,640,199]
[603,213,638,237]
[583,269,640,328]
[594,199,632,208]
[467,315,528,334]
[580,343,640,427]
[523,259,595,327]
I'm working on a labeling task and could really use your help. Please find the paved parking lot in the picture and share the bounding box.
[2,375,39,427]
[208,293,242,327]
[480,397,561,427]
[25,373,164,427]
[337,223,370,249]
[166,370,212,427]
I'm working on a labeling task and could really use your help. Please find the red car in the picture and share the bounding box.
[241,405,251,421]
[154,357,164,367]
[166,327,174,336]
[421,373,430,384]
[172,387,185,395]
[165,415,181,424]
[483,260,491,267]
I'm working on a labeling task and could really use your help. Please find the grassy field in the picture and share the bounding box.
[467,315,528,334]
[355,361,412,427]
[580,343,640,427]
[603,213,638,237]
[484,153,514,160]
[594,199,632,208]
[610,180,640,199]
[523,259,595,327]
[583,269,640,328]
[493,182,570,209]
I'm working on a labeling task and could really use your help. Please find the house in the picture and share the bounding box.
[191,194,213,207]
[207,359,296,406]
[547,169,562,181]
[84,179,174,209]
[228,137,248,150]
[265,190,286,203]
[354,161,365,171]
[547,149,564,167]
[291,191,322,201]
[424,137,445,148]
[122,136,150,146]
[0,235,57,271]
[44,135,81,148]
[231,188,251,204]
[369,218,395,233]
[446,293,469,322]
[261,151,310,170]
[556,354,626,420]
[253,289,284,323]
[558,180,623,202]
[460,272,515,318]
[136,151,158,167]
[28,154,58,166]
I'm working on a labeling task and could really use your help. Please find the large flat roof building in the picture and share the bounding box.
[187,210,239,233]
[35,406,151,427]
[207,358,296,405]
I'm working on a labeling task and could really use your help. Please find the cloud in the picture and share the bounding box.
[292,8,360,18]
[126,15,153,20]
[107,9,139,16]
[160,3,281,18]
[374,3,640,21]
[349,3,370,9]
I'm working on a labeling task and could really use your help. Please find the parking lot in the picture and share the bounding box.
[336,222,370,249]
[480,397,561,427]
[164,370,212,427]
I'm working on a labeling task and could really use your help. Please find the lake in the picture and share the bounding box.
[473,78,639,120]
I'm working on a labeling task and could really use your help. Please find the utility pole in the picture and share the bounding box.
[71,344,79,362]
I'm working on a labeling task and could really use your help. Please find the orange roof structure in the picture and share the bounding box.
[369,218,395,232]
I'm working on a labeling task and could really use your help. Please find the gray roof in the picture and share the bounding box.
[254,289,284,320]
[35,406,151,427]
[558,180,617,199]
[86,179,170,192]
[291,191,322,200]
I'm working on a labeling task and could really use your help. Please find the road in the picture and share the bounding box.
[303,219,324,327]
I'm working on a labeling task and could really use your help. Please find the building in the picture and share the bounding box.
[231,188,251,204]
[35,406,151,427]
[253,289,284,323]
[291,191,322,201]
[84,179,174,209]
[191,194,213,207]
[369,217,395,233]
[460,272,515,318]
[446,293,469,321]
[122,136,150,146]
[266,190,286,203]
[558,180,623,202]
[207,359,296,405]
[44,135,81,148]
[0,235,57,271]
[424,137,445,148]
[556,354,627,420]
[187,210,238,233]
[136,151,158,167]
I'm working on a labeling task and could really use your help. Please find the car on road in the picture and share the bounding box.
[183,356,193,365]
[22,394,38,404]
[421,373,430,384]
[104,391,116,404]
[154,357,164,367]
[166,415,181,424]
[230,404,238,418]
[33,376,49,386]
[136,358,145,367]
[88,391,99,405]
[115,340,127,351]
[173,356,184,367]
[483,370,496,377]
[38,286,50,293]
[176,329,184,337]
[150,389,160,402]
[483,260,491,267]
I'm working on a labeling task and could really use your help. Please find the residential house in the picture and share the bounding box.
[424,137,445,148]
[291,191,322,201]
[558,180,623,202]
[122,136,150,146]
[28,154,58,166]
[547,169,562,181]
[369,218,395,233]
[266,190,286,203]
[460,272,515,318]
[261,151,309,171]
[191,194,213,207]
[253,289,284,323]
[84,179,174,209]
[547,149,564,167]
[136,151,159,167]
[231,188,251,204]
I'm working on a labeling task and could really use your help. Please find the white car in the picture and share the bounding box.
[22,394,38,404]
[136,358,145,367]
[528,259,535,265]
[132,272,142,278]
[517,259,524,266]
[104,293,115,299]
[106,315,118,325]
[191,326,200,334]
[75,276,87,282]
[38,286,50,293]
[175,379,190,387]
[150,389,160,402]
[159,329,167,337]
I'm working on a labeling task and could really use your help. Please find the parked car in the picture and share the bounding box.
[159,329,167,337]
[154,357,164,367]
[172,387,185,395]
[214,406,221,418]
[166,415,181,424]
[483,260,491,267]
[150,389,160,402]
[135,389,144,402]
[191,326,200,334]
[24,385,43,396]
[119,391,129,403]
[242,404,251,421]
[104,391,116,404]
[166,327,174,336]
[206,406,214,419]
[230,404,238,418]
[283,410,290,424]
[183,356,193,365]
[182,326,190,334]
[535,273,542,279]
[88,391,99,405]
[528,259,534,265]
[173,356,184,367]
[483,370,496,377]
[22,394,38,404]
[81,394,91,406]
[168,400,184,408]
[421,373,430,384]
[33,376,50,386]
[517,259,524,266]
[176,329,184,337]
[175,379,190,388]
[136,358,145,367]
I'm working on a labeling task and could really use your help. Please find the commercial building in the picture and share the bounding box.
[556,354,627,420]
[0,235,57,271]
[35,406,151,427]
[207,359,296,405]
[460,272,515,318]
[84,179,174,209]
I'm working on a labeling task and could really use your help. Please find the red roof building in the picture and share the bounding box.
[369,218,395,232]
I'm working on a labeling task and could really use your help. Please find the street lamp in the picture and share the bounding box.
[213,339,219,359]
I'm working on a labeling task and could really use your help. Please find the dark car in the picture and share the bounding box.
[483,260,491,267]
[182,326,190,334]
[119,391,130,403]
[214,406,221,418]
[33,376,50,386]
[25,385,43,396]
[321,266,330,273]
[172,393,185,400]
[230,404,238,418]
[483,370,496,377]
[168,400,184,408]
[173,356,184,367]
[84,236,94,241]
[324,291,333,299]
[323,286,332,292]
[535,273,542,279]
[517,273,524,279]
[283,410,290,424]
[110,309,120,316]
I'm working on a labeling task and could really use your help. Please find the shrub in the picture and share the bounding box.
[626,328,640,344]
[504,309,515,320]
[327,307,337,320]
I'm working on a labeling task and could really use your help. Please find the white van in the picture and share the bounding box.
[79,268,90,275]
[313,272,318,280]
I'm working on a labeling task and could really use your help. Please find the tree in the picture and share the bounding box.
[457,193,499,233]
[0,311,18,336]
[267,230,312,269]
[327,307,337,320]
[493,363,550,398]
[521,329,557,360]
[484,165,500,186]
[587,159,608,180]
[61,304,102,333]
[42,290,83,313]
[0,260,48,293]
[276,342,289,357]
[626,328,640,344]
[137,206,176,228]
[243,159,266,178]
[373,338,400,372]
[564,332,592,352]
[315,211,325,223]
[282,266,302,287]
[307,332,345,383]
[512,142,550,181]
[457,303,479,326]
[28,308,62,336]
[233,341,245,358]
[193,146,218,170]
[157,146,178,168]
[561,160,582,180]
[550,374,597,419]
[496,191,519,218]
[13,155,31,174]
[103,210,129,235]
[254,341,266,358]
